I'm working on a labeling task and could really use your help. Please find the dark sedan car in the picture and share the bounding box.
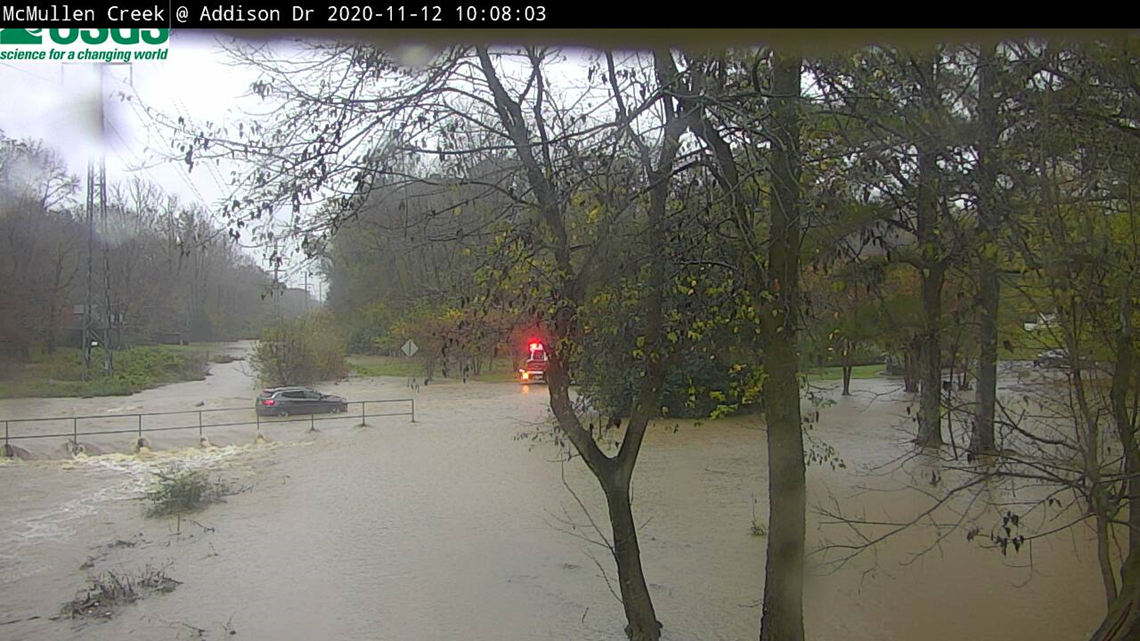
[256,386,349,417]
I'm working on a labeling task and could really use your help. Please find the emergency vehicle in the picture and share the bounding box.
[518,340,548,383]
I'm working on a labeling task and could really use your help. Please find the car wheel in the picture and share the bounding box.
[330,406,342,414]
[277,409,289,418]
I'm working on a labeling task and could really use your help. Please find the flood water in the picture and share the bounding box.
[0,348,1110,640]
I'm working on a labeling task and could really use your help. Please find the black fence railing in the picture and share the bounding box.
[1,398,415,448]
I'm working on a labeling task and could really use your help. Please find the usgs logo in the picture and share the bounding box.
[0,28,169,46]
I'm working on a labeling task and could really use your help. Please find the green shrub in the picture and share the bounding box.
[252,311,347,386]
[574,278,764,420]
[338,300,396,354]
[577,342,763,419]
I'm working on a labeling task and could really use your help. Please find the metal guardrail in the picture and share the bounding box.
[1,398,415,447]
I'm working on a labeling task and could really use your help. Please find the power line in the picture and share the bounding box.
[0,62,59,86]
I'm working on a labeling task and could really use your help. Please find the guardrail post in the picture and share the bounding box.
[137,414,143,439]
[256,411,261,435]
[72,417,78,446]
[411,398,416,423]
[5,420,9,448]
[358,401,367,427]
[198,410,203,437]
[310,413,315,432]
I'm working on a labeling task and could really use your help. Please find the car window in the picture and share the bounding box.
[282,391,305,399]
[306,391,322,400]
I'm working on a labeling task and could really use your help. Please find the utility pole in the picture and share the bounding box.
[272,244,283,327]
[304,270,310,315]
[83,159,95,379]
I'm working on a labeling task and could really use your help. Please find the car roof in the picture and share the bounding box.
[263,386,315,393]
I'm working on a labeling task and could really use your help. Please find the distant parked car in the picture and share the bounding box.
[256,386,348,417]
[1033,349,1067,368]
[1033,349,1094,369]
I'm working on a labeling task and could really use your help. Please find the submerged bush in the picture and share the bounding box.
[63,565,180,619]
[143,468,231,517]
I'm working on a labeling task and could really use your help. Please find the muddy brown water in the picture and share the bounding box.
[0,349,1109,640]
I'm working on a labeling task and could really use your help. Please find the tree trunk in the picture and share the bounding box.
[475,46,686,641]
[1125,188,1140,552]
[1091,546,1140,641]
[917,263,945,447]
[1074,358,1118,607]
[1097,495,1119,608]
[974,293,999,446]
[972,43,1000,455]
[605,478,661,641]
[903,346,919,393]
[916,159,945,446]
[678,49,805,641]
[912,50,946,449]
[1087,180,1140,641]
[841,339,853,396]
[759,51,806,641]
[1111,291,1139,551]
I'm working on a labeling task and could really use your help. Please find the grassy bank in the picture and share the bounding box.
[804,364,887,381]
[0,346,211,399]
[348,355,517,383]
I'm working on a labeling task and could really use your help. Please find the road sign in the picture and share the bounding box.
[401,339,419,358]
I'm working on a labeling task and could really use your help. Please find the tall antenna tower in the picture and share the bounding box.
[97,67,114,376]
[72,61,132,379]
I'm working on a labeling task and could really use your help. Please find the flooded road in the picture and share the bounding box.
[0,356,1110,640]
[0,342,412,458]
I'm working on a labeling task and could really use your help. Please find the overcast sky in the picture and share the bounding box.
[0,31,331,292]
[0,34,608,297]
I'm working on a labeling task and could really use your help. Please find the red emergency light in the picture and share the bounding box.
[529,342,542,351]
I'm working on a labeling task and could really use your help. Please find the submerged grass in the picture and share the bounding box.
[348,355,517,382]
[348,355,421,378]
[803,364,886,381]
